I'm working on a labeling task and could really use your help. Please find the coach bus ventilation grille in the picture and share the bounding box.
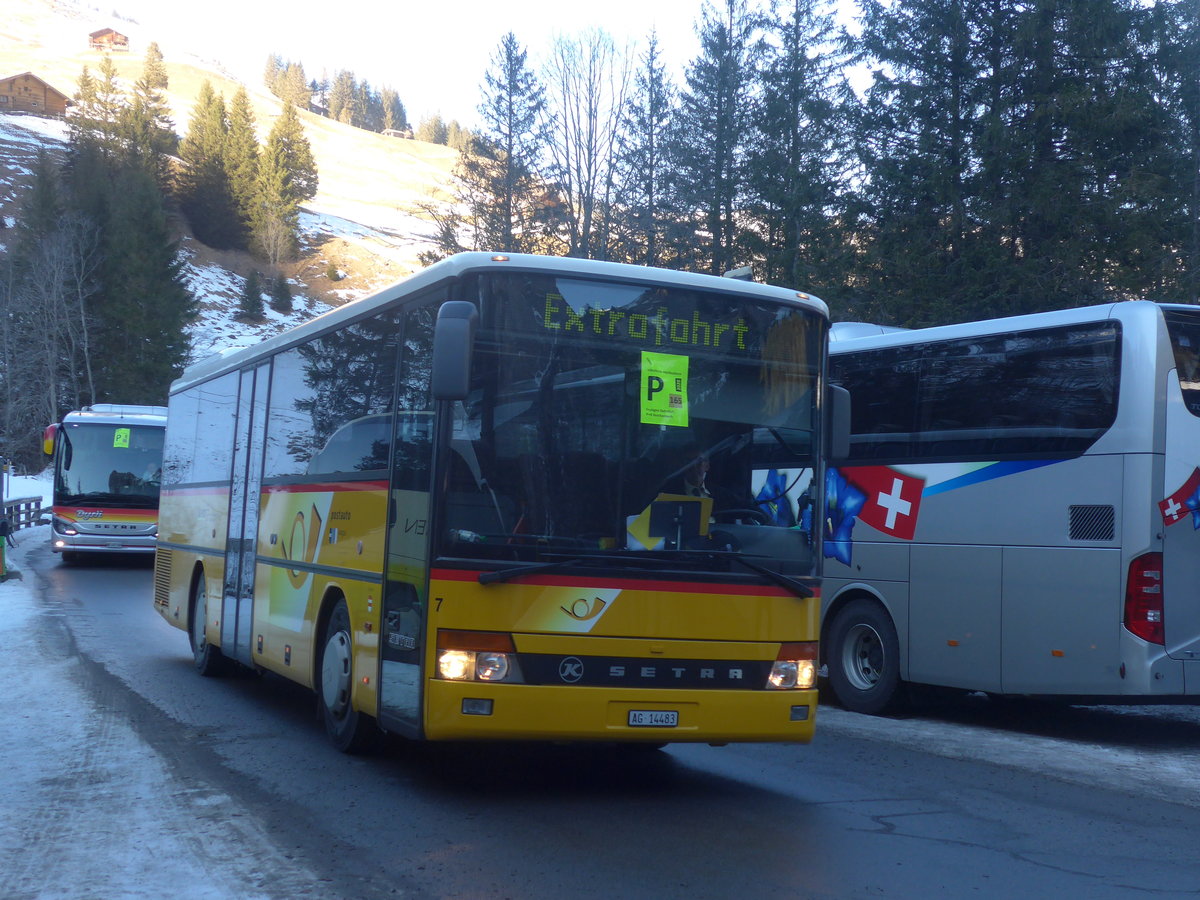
[1069,505,1115,542]
[153,552,172,605]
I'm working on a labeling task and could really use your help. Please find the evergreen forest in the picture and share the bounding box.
[1,0,1198,470]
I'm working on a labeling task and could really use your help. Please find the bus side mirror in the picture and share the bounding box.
[431,301,478,401]
[42,423,58,457]
[828,383,851,461]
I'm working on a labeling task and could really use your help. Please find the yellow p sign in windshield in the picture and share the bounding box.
[113,427,130,449]
[641,351,689,427]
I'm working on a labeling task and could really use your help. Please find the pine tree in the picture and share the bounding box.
[474,32,550,253]
[177,81,239,248]
[416,114,448,144]
[69,67,101,150]
[284,61,310,109]
[86,160,195,403]
[744,0,854,294]
[269,102,318,202]
[381,87,406,131]
[264,54,285,96]
[674,0,760,275]
[143,41,168,90]
[90,55,126,158]
[329,70,356,123]
[269,273,293,313]
[238,270,265,320]
[612,31,679,267]
[225,86,261,249]
[253,150,298,264]
[122,74,176,188]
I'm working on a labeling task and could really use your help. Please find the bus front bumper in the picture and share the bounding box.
[423,681,818,744]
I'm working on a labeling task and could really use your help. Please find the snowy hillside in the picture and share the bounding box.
[0,0,462,365]
[0,111,438,365]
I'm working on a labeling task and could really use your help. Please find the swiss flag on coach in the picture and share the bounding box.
[1159,466,1200,528]
[844,466,925,540]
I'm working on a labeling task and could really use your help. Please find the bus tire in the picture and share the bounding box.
[826,598,901,715]
[318,599,378,754]
[190,571,229,677]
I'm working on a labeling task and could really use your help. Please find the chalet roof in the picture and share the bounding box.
[89,27,127,38]
[0,71,70,100]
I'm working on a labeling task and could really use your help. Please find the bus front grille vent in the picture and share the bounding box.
[1069,505,1115,542]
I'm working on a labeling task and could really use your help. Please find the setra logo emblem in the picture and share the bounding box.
[558,657,584,683]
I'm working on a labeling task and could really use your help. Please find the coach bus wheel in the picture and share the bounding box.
[826,598,901,716]
[190,572,228,677]
[318,599,378,754]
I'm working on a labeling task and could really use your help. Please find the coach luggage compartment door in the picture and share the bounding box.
[222,363,270,667]
[1162,358,1200,672]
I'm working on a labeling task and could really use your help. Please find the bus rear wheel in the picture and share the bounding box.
[318,599,378,753]
[190,571,229,677]
[826,598,901,715]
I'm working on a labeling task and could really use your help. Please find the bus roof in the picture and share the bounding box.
[172,252,829,394]
[829,300,1193,354]
[62,404,169,426]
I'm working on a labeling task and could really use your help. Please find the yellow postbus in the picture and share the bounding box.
[153,253,843,751]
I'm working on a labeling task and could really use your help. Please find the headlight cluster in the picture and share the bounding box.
[52,517,78,536]
[436,630,523,683]
[767,642,818,690]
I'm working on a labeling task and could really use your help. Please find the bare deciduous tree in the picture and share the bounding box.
[543,29,633,259]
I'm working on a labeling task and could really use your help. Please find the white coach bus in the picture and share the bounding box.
[823,300,1200,714]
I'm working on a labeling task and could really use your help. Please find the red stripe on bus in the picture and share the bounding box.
[261,481,389,493]
[430,567,812,598]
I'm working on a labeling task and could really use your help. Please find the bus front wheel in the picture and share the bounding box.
[190,571,229,677]
[826,598,901,716]
[318,599,378,754]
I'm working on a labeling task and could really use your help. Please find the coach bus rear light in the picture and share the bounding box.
[1124,552,1165,645]
[769,641,818,690]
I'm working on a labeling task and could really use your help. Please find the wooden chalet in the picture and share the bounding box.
[89,28,130,51]
[0,72,70,117]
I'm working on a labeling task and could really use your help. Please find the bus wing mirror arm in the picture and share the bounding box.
[828,383,851,462]
[431,301,479,401]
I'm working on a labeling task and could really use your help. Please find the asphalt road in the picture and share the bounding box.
[8,535,1200,900]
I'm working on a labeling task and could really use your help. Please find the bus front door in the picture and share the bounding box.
[222,363,269,667]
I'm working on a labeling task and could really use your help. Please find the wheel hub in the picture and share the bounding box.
[321,630,353,715]
[842,623,884,691]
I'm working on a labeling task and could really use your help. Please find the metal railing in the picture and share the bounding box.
[1,496,43,530]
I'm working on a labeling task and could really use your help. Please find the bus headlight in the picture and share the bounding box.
[438,649,474,681]
[52,517,78,536]
[767,642,818,690]
[475,651,510,681]
[436,630,522,683]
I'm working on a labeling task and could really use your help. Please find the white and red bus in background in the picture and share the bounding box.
[43,404,168,563]
[824,301,1200,713]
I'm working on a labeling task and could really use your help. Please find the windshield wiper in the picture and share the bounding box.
[478,558,583,585]
[730,556,813,599]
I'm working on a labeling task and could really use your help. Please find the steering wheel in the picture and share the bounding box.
[712,508,771,525]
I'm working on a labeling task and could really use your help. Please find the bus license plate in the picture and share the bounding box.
[628,710,678,727]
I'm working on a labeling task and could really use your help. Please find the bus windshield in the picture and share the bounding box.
[438,271,822,576]
[55,422,164,508]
